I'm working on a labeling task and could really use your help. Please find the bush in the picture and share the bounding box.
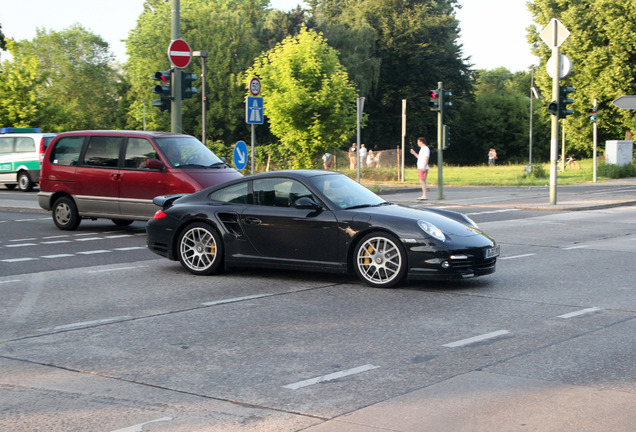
[597,162,636,179]
[523,163,548,179]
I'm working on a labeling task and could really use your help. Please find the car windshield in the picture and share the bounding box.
[155,136,223,168]
[308,173,386,209]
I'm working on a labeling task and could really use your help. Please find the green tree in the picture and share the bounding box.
[248,26,358,168]
[528,0,636,156]
[0,40,45,127]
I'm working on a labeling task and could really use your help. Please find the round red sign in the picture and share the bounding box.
[168,39,192,69]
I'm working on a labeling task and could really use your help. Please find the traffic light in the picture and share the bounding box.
[558,86,574,119]
[443,90,452,109]
[428,89,440,111]
[152,70,172,112]
[182,72,198,99]
[588,105,598,122]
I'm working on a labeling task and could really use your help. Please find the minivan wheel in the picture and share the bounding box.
[18,172,34,192]
[53,196,81,230]
[177,222,223,276]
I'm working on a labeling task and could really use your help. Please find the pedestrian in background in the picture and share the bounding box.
[410,137,430,200]
[359,144,368,168]
[322,152,333,170]
[348,143,357,169]
[488,148,497,166]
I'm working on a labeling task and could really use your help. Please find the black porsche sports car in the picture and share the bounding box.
[146,170,499,288]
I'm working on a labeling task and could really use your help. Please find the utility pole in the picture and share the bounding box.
[171,0,182,133]
[193,51,208,144]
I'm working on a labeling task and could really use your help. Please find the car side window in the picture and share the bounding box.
[253,178,312,207]
[0,137,12,154]
[82,136,125,167]
[15,137,35,152]
[124,138,158,169]
[51,137,83,166]
[209,182,250,204]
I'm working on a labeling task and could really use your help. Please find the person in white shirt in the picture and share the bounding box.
[409,137,430,200]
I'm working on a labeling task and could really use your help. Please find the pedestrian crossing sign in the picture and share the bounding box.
[246,96,264,124]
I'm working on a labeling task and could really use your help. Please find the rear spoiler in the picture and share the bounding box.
[152,194,187,208]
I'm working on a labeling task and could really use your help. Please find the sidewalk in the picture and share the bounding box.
[377,177,636,211]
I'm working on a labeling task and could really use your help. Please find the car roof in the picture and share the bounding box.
[52,130,190,138]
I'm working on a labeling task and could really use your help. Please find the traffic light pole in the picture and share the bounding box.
[593,98,598,183]
[171,0,182,134]
[436,82,444,200]
[549,46,560,205]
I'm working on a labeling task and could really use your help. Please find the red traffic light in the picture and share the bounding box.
[429,90,439,99]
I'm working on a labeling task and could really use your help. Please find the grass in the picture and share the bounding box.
[345,159,632,189]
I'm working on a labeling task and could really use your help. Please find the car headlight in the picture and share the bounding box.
[418,220,446,242]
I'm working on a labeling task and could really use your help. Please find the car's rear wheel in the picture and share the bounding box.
[53,196,81,230]
[177,222,223,275]
[18,172,33,192]
[354,232,407,288]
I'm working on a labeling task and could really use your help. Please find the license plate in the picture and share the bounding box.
[484,245,500,259]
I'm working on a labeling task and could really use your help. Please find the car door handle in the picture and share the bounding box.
[110,173,121,181]
[244,216,261,225]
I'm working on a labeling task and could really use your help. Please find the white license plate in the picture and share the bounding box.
[484,245,500,259]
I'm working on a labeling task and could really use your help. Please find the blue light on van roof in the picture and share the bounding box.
[0,127,42,133]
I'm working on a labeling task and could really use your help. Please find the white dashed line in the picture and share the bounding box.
[38,316,131,332]
[283,364,380,390]
[499,254,536,260]
[558,307,600,319]
[443,330,511,348]
[202,293,275,306]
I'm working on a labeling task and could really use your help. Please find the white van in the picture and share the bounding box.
[0,127,57,191]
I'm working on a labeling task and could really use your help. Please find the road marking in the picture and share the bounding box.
[10,238,37,241]
[2,257,38,262]
[40,240,72,244]
[465,209,521,216]
[38,315,131,332]
[110,417,173,432]
[443,330,511,348]
[88,265,148,273]
[76,250,112,255]
[0,279,21,284]
[202,293,274,306]
[283,364,380,390]
[4,243,38,248]
[41,254,75,259]
[563,245,589,250]
[113,246,147,251]
[499,253,536,260]
[75,237,103,242]
[106,234,134,239]
[558,307,600,319]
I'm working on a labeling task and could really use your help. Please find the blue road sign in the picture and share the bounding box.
[246,96,264,124]
[233,140,248,171]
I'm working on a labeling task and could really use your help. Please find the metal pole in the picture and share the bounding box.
[593,98,598,183]
[549,46,560,205]
[356,97,364,183]
[529,69,534,171]
[401,99,406,182]
[437,81,444,200]
[251,124,255,174]
[193,51,208,144]
[171,0,182,134]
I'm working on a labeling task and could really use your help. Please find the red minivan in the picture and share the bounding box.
[38,130,242,230]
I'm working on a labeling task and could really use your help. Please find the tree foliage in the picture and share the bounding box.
[248,26,358,168]
[528,0,636,156]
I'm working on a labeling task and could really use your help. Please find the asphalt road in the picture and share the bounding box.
[1,181,636,431]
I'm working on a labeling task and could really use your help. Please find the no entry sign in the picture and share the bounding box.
[168,39,192,69]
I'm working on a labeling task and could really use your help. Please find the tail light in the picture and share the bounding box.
[153,210,168,219]
[39,138,46,163]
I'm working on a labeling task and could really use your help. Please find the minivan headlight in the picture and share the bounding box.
[418,220,445,242]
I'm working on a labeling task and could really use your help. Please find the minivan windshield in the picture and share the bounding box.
[155,136,223,168]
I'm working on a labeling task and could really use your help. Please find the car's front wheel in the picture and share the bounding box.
[18,172,33,192]
[177,222,223,275]
[53,196,81,230]
[354,232,407,288]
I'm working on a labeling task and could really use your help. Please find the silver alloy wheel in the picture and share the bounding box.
[55,202,72,226]
[355,235,403,286]
[179,226,218,272]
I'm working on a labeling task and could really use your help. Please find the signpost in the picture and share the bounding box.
[246,77,263,174]
[540,18,570,205]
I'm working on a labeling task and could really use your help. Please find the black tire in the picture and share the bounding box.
[18,172,34,192]
[53,196,81,231]
[112,219,134,227]
[353,232,407,288]
[177,222,224,276]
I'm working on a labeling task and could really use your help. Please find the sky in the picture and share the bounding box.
[0,0,538,72]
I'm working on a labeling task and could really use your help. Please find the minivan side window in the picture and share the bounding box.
[82,136,125,167]
[124,138,158,169]
[51,137,84,166]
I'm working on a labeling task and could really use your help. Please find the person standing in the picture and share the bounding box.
[410,137,430,200]
[348,143,357,169]
[359,144,368,168]
[488,148,497,166]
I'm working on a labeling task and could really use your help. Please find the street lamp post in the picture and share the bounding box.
[192,51,208,145]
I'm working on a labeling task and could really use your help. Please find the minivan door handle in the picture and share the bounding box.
[110,173,121,181]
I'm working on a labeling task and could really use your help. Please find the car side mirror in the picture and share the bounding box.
[146,158,164,170]
[294,197,322,210]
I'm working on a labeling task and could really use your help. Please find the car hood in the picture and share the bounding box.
[358,203,484,237]
[174,168,243,188]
